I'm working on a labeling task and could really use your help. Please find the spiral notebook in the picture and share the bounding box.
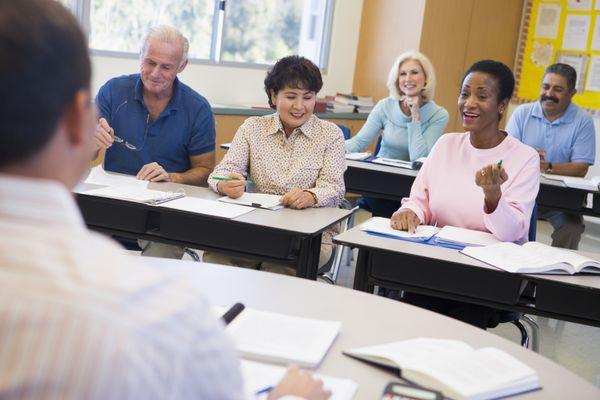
[82,185,185,205]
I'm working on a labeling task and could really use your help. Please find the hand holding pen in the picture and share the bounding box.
[214,172,249,198]
[475,160,508,212]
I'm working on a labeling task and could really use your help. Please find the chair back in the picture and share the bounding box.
[528,203,538,241]
[374,135,382,156]
[336,124,351,140]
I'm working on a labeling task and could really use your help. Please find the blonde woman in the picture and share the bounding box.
[345,50,449,216]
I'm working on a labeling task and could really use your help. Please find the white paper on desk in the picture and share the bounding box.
[83,165,148,188]
[563,176,600,191]
[534,3,561,39]
[372,157,415,169]
[586,55,600,91]
[562,14,591,51]
[81,185,184,205]
[345,152,371,161]
[159,197,253,219]
[218,192,284,210]
[360,217,439,241]
[225,308,341,368]
[241,360,357,400]
[436,226,501,247]
[541,173,567,182]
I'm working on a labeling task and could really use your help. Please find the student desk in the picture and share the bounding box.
[146,258,599,399]
[333,227,600,328]
[344,160,600,217]
[75,180,352,280]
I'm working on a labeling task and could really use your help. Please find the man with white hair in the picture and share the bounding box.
[95,25,216,258]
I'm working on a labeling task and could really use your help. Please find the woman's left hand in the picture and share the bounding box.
[475,163,508,212]
[281,188,317,209]
[404,96,421,121]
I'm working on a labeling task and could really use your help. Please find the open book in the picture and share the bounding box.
[435,225,501,247]
[81,185,185,205]
[360,217,439,242]
[542,174,600,191]
[216,306,341,368]
[241,360,357,400]
[344,338,539,400]
[461,241,600,274]
[218,192,283,210]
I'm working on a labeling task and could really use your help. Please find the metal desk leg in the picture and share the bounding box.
[353,248,374,292]
[296,233,322,280]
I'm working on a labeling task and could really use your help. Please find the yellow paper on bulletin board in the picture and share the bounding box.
[514,0,600,115]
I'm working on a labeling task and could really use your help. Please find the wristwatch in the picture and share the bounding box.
[546,162,553,174]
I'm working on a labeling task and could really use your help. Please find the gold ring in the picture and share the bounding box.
[481,170,486,176]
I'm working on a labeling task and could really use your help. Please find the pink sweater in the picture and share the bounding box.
[400,132,540,243]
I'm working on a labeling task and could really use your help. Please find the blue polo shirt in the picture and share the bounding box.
[96,74,215,175]
[506,101,595,164]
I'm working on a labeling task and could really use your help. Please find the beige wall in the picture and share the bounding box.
[90,0,364,105]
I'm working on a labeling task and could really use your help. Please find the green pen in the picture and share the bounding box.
[212,176,254,184]
[497,160,503,169]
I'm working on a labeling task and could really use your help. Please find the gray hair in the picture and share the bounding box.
[140,25,189,67]
[386,50,437,102]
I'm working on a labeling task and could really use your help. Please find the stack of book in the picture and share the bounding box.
[325,93,374,113]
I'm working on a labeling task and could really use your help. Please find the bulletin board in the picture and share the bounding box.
[513,0,600,115]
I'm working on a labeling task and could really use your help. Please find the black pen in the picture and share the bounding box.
[221,302,245,325]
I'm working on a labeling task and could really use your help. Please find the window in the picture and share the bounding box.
[63,0,333,68]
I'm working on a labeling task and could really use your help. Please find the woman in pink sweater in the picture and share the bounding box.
[392,61,539,243]
[390,60,540,328]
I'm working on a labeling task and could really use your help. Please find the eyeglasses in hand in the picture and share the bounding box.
[112,100,149,151]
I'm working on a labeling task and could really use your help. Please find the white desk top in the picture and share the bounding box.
[345,159,420,177]
[77,174,351,235]
[144,258,599,399]
[334,226,600,291]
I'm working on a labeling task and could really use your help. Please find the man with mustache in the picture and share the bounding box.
[507,63,595,249]
[94,25,216,258]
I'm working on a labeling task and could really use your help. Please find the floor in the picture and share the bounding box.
[332,211,600,388]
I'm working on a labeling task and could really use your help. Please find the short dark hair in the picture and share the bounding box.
[545,63,577,91]
[264,56,323,108]
[0,0,91,168]
[462,60,515,103]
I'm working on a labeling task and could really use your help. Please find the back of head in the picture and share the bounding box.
[264,55,323,108]
[544,63,577,92]
[463,60,515,102]
[0,0,91,169]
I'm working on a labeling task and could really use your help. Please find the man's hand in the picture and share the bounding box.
[475,163,508,212]
[136,162,171,182]
[95,118,114,150]
[281,188,317,209]
[216,172,246,198]
[268,366,331,400]
[390,209,421,233]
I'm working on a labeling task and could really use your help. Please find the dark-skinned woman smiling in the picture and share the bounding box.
[390,60,540,329]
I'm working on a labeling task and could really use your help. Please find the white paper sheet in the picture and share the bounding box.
[241,360,357,400]
[81,185,184,205]
[591,16,600,51]
[562,14,591,51]
[360,217,439,241]
[218,192,283,210]
[585,55,600,91]
[82,165,148,188]
[534,3,561,39]
[159,197,254,219]
[345,152,371,161]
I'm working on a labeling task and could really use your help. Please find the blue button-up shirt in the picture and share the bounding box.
[506,101,595,164]
[96,74,215,175]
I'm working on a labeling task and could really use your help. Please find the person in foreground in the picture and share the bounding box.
[506,63,595,250]
[205,55,346,275]
[390,60,540,328]
[0,1,329,398]
[95,25,216,259]
[345,50,449,217]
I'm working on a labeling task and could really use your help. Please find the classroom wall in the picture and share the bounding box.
[89,0,363,105]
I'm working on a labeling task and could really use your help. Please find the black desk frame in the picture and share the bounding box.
[77,194,333,279]
[344,242,600,328]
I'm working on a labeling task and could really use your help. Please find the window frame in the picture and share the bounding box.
[67,0,334,70]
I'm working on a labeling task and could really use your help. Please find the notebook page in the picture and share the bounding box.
[218,193,283,210]
[83,165,148,188]
[460,243,564,273]
[360,217,439,241]
[81,185,183,205]
[241,360,357,400]
[226,308,341,368]
[436,226,501,247]
[523,242,600,272]
[160,197,253,219]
